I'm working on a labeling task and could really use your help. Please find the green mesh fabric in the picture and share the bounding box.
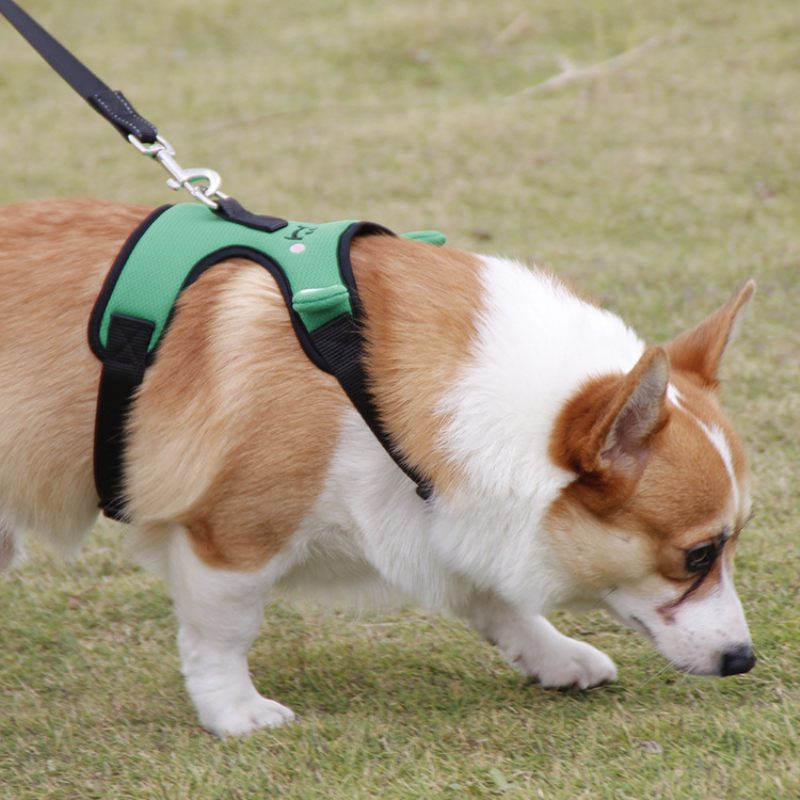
[99,204,359,351]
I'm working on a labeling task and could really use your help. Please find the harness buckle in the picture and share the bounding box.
[128,133,226,209]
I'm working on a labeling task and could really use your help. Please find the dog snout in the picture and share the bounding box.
[720,643,756,676]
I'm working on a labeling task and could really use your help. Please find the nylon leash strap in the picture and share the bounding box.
[0,0,285,229]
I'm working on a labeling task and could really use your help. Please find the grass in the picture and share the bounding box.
[1,0,799,797]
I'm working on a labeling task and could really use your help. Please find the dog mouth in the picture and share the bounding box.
[628,614,725,675]
[629,614,656,643]
[603,598,660,646]
[611,601,717,674]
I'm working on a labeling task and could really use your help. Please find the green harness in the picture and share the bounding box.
[89,203,444,519]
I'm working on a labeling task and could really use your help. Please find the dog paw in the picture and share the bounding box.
[199,695,295,737]
[511,639,617,691]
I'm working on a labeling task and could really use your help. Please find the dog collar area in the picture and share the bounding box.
[89,203,442,520]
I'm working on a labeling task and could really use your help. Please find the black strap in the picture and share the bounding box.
[1,1,290,230]
[93,314,154,520]
[0,0,157,142]
[214,196,288,233]
[310,315,434,500]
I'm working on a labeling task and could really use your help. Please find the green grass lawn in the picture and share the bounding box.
[1,0,798,797]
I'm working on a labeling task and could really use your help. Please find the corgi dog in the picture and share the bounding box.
[0,198,756,737]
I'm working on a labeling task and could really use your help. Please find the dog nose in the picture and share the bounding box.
[720,644,756,676]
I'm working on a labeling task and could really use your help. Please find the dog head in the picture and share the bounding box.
[547,280,756,676]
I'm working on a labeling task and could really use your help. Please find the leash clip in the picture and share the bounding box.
[128,133,226,209]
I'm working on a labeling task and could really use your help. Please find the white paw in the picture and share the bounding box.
[199,695,295,737]
[509,639,617,690]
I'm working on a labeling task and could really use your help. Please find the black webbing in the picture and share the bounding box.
[0,0,157,142]
[93,314,154,521]
[214,197,288,233]
[310,315,434,500]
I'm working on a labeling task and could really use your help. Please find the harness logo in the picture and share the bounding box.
[285,225,318,241]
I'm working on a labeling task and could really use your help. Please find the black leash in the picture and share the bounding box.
[0,0,158,143]
[0,0,285,231]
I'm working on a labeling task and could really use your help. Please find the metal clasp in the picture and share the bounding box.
[128,133,226,209]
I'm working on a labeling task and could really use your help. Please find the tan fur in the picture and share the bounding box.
[353,236,483,495]
[124,261,347,568]
[550,347,671,515]
[0,199,147,549]
[0,199,482,570]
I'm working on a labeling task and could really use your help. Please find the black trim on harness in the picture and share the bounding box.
[174,225,433,498]
[309,315,434,500]
[178,245,331,373]
[88,204,172,364]
[178,226,434,499]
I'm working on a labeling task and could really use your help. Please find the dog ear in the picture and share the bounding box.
[554,347,670,488]
[589,347,670,477]
[666,279,756,388]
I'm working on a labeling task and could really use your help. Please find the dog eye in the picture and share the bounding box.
[684,542,720,574]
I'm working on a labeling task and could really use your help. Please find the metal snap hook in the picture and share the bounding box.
[165,167,223,206]
[128,133,225,209]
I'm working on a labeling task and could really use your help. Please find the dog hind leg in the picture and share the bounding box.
[466,591,617,690]
[160,526,295,737]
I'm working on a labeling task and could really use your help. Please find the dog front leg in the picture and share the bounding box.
[466,591,617,690]
[165,528,294,737]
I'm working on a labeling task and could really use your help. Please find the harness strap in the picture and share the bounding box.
[90,206,437,520]
[94,312,433,520]
[309,316,434,500]
[94,315,154,520]
[214,196,289,234]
